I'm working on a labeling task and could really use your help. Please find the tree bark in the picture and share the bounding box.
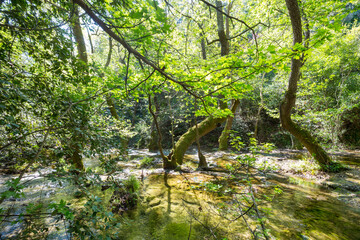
[281,0,335,170]
[218,100,239,150]
[69,5,87,171]
[171,101,238,165]
[105,94,120,121]
[194,99,207,168]
[216,0,236,150]
[148,95,160,151]
[216,1,229,56]
[103,37,121,121]
[149,95,177,169]
[225,1,233,42]
[254,73,265,140]
[71,6,88,64]
[200,31,207,60]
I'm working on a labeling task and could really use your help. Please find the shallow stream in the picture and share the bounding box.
[1,149,360,239]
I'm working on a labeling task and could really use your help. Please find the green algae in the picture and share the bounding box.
[2,150,360,239]
[114,152,360,239]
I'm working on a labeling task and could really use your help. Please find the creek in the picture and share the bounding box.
[1,149,360,239]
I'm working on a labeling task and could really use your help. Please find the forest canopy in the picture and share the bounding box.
[1,0,359,168]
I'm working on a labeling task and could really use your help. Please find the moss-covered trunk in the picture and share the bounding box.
[281,0,335,170]
[106,94,119,121]
[171,116,225,165]
[171,101,238,165]
[218,100,239,150]
[280,118,332,167]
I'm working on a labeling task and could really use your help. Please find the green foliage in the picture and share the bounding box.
[215,134,282,238]
[66,195,120,239]
[46,173,140,239]
[124,174,141,193]
[295,25,360,147]
[1,178,24,200]
[140,156,156,168]
[320,161,347,173]
[1,0,358,238]
[49,199,74,221]
[229,132,246,151]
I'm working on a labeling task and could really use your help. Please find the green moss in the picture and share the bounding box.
[172,116,226,164]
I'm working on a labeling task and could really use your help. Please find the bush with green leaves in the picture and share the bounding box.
[139,156,156,168]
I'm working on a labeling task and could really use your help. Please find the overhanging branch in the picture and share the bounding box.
[73,0,201,99]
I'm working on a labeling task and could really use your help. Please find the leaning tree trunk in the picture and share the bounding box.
[281,0,335,170]
[218,100,239,150]
[171,101,238,165]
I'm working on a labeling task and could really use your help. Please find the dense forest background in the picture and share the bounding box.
[1,0,360,239]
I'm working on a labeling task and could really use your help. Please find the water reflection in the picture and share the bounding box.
[1,149,359,239]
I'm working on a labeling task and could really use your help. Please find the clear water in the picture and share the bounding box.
[1,149,359,239]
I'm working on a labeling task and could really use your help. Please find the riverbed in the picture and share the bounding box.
[1,149,359,239]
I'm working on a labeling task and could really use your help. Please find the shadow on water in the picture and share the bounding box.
[1,149,360,239]
[267,174,360,239]
[164,172,172,216]
[115,171,222,240]
[120,150,360,240]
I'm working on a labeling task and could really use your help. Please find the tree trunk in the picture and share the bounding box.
[168,95,175,149]
[254,73,265,140]
[69,5,87,171]
[281,0,335,170]
[102,37,131,152]
[148,95,160,151]
[148,126,159,151]
[72,6,87,64]
[148,95,177,169]
[216,1,229,56]
[105,94,120,121]
[104,37,121,121]
[200,32,207,60]
[194,99,207,168]
[171,101,238,165]
[196,23,208,167]
[218,100,239,150]
[216,0,236,150]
